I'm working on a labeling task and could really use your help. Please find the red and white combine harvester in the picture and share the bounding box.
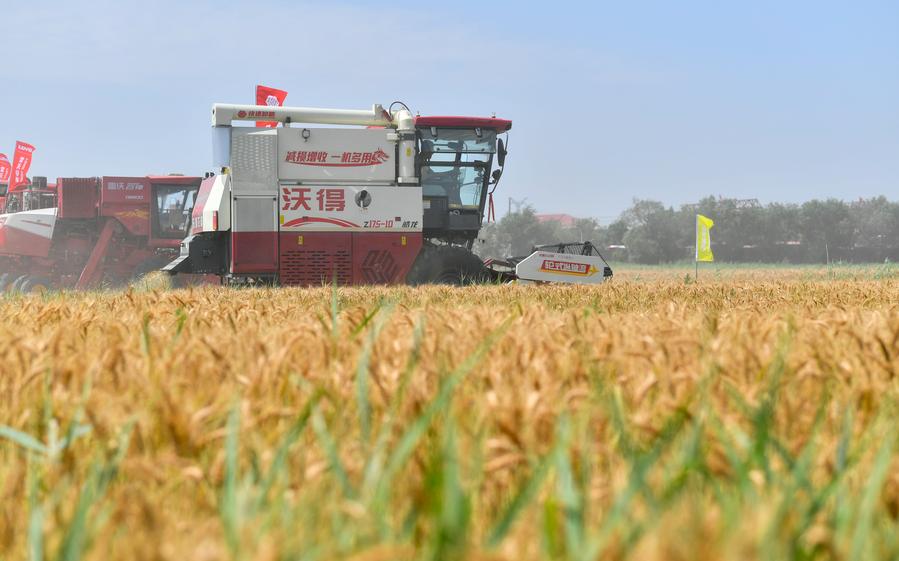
[165,101,613,286]
[0,175,202,291]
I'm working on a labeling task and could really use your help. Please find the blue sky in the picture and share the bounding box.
[1,0,897,221]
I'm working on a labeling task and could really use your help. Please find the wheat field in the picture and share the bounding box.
[2,268,899,560]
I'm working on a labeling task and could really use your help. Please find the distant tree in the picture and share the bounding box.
[849,197,899,261]
[606,219,629,246]
[568,217,605,245]
[760,203,802,262]
[477,195,899,265]
[475,221,506,260]
[799,199,854,263]
[621,199,682,263]
[474,206,564,259]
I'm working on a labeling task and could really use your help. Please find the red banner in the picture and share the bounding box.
[0,153,10,184]
[255,85,288,128]
[9,141,35,192]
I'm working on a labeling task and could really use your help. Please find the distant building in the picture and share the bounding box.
[536,213,578,228]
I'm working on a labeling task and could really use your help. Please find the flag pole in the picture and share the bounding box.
[695,214,699,281]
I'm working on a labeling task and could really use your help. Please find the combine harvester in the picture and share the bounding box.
[0,175,203,292]
[165,101,612,286]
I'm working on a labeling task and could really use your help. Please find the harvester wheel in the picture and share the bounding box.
[9,275,29,293]
[19,276,52,294]
[405,245,490,286]
[0,273,12,292]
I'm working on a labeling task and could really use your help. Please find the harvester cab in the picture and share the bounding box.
[165,100,611,286]
[416,118,509,248]
[153,181,197,240]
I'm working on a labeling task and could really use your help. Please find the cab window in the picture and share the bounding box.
[154,185,198,239]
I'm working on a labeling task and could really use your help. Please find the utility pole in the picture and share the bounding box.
[507,197,528,216]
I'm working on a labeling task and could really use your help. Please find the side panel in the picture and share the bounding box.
[57,177,99,219]
[231,195,278,274]
[100,177,150,236]
[231,129,278,196]
[190,174,231,233]
[279,232,352,286]
[211,174,231,231]
[277,128,396,184]
[0,208,57,257]
[191,176,216,234]
[352,233,423,284]
[280,185,422,232]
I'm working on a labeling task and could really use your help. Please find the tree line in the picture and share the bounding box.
[476,196,899,264]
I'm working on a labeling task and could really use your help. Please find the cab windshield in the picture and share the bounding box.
[419,128,495,209]
[154,184,197,239]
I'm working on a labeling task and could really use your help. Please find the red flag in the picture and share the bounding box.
[255,85,288,128]
[0,154,10,184]
[9,141,35,192]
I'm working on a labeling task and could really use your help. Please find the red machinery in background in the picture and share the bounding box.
[2,176,57,214]
[0,175,202,292]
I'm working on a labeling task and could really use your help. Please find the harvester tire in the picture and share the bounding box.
[9,275,29,293]
[0,273,12,292]
[19,276,51,294]
[405,245,490,286]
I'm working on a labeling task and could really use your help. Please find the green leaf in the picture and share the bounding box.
[850,432,895,559]
[311,407,356,499]
[254,391,323,511]
[485,448,554,548]
[554,416,585,560]
[0,425,48,455]
[220,404,241,557]
[28,459,43,561]
[355,309,385,446]
[50,424,92,457]
[378,317,512,509]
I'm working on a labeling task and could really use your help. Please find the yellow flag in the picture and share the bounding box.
[696,214,714,262]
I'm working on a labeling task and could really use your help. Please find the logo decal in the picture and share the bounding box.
[355,190,372,208]
[238,109,275,119]
[361,250,399,283]
[281,216,361,229]
[282,187,346,212]
[117,209,150,220]
[284,148,391,167]
[539,259,598,277]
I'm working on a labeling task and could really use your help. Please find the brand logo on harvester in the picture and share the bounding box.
[540,259,597,276]
[285,148,390,167]
[237,110,275,119]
